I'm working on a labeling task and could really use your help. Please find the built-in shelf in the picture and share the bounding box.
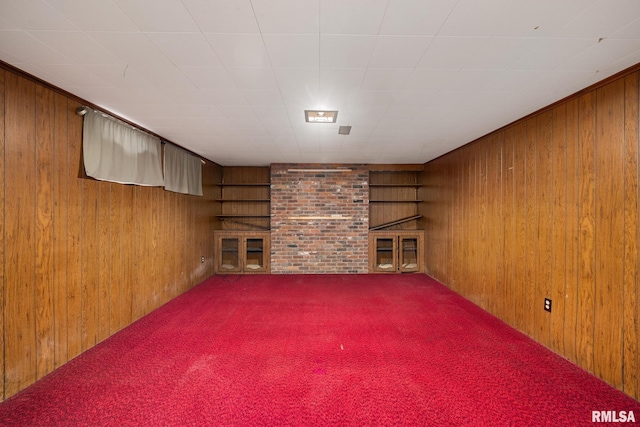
[216,214,271,218]
[216,167,272,231]
[369,184,422,188]
[369,200,423,203]
[216,199,271,202]
[369,170,423,231]
[217,183,271,186]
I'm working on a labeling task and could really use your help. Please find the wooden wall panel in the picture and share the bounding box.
[523,118,537,338]
[594,80,625,389]
[550,104,567,355]
[563,98,580,365]
[623,73,639,398]
[52,93,69,368]
[534,111,552,348]
[67,107,83,361]
[576,91,596,373]
[98,183,111,341]
[422,68,640,399]
[35,85,55,380]
[5,73,37,397]
[0,70,5,397]
[502,127,515,327]
[0,66,220,400]
[512,122,527,333]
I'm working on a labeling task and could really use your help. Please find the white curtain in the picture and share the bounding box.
[163,143,203,196]
[83,110,164,186]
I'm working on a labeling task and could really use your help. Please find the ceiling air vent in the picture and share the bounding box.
[338,125,352,135]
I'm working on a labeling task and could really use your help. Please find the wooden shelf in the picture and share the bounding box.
[369,184,422,188]
[216,199,270,202]
[217,214,271,218]
[369,215,423,231]
[369,200,423,203]
[217,183,270,186]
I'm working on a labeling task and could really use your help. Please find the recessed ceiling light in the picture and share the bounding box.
[305,110,338,123]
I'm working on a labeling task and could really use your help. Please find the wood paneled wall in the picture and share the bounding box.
[421,68,640,398]
[0,68,221,400]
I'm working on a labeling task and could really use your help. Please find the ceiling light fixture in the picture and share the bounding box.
[305,110,338,123]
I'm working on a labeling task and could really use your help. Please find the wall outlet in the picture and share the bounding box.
[544,298,552,312]
[201,256,205,263]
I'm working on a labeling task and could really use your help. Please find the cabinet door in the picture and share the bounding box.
[218,236,242,273]
[399,236,419,272]
[244,237,267,273]
[372,236,397,272]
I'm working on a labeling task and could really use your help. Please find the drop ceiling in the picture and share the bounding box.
[1,0,640,166]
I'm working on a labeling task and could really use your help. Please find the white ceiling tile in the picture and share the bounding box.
[318,70,365,97]
[354,91,397,108]
[112,0,198,32]
[320,35,376,68]
[403,69,456,91]
[273,68,319,93]
[1,0,78,30]
[88,32,172,66]
[556,0,640,38]
[126,65,195,89]
[612,17,640,38]
[182,0,259,33]
[204,34,271,67]
[368,36,432,68]
[263,34,319,67]
[440,0,595,37]
[0,30,70,64]
[320,0,388,35]
[147,33,221,67]
[125,104,223,119]
[27,63,110,87]
[560,38,640,72]
[86,65,152,89]
[391,91,432,109]
[198,90,248,105]
[484,69,549,93]
[252,0,319,34]
[442,69,504,93]
[46,0,138,31]
[27,30,123,65]
[254,108,291,128]
[417,37,491,69]
[361,68,412,91]
[242,90,285,106]
[316,90,360,111]
[228,67,279,91]
[509,38,598,70]
[180,66,236,90]
[217,105,258,119]
[379,0,457,35]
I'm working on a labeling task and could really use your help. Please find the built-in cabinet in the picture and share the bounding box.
[214,231,270,274]
[369,231,424,273]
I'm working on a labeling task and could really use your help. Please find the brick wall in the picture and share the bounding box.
[270,164,369,274]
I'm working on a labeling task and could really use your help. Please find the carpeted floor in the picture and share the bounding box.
[0,274,638,426]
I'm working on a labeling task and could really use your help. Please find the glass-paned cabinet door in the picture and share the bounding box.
[245,238,265,272]
[220,237,241,272]
[400,237,419,272]
[374,238,396,272]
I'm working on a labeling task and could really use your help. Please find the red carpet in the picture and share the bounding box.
[1,274,638,426]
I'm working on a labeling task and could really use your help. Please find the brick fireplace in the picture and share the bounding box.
[270,164,369,274]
